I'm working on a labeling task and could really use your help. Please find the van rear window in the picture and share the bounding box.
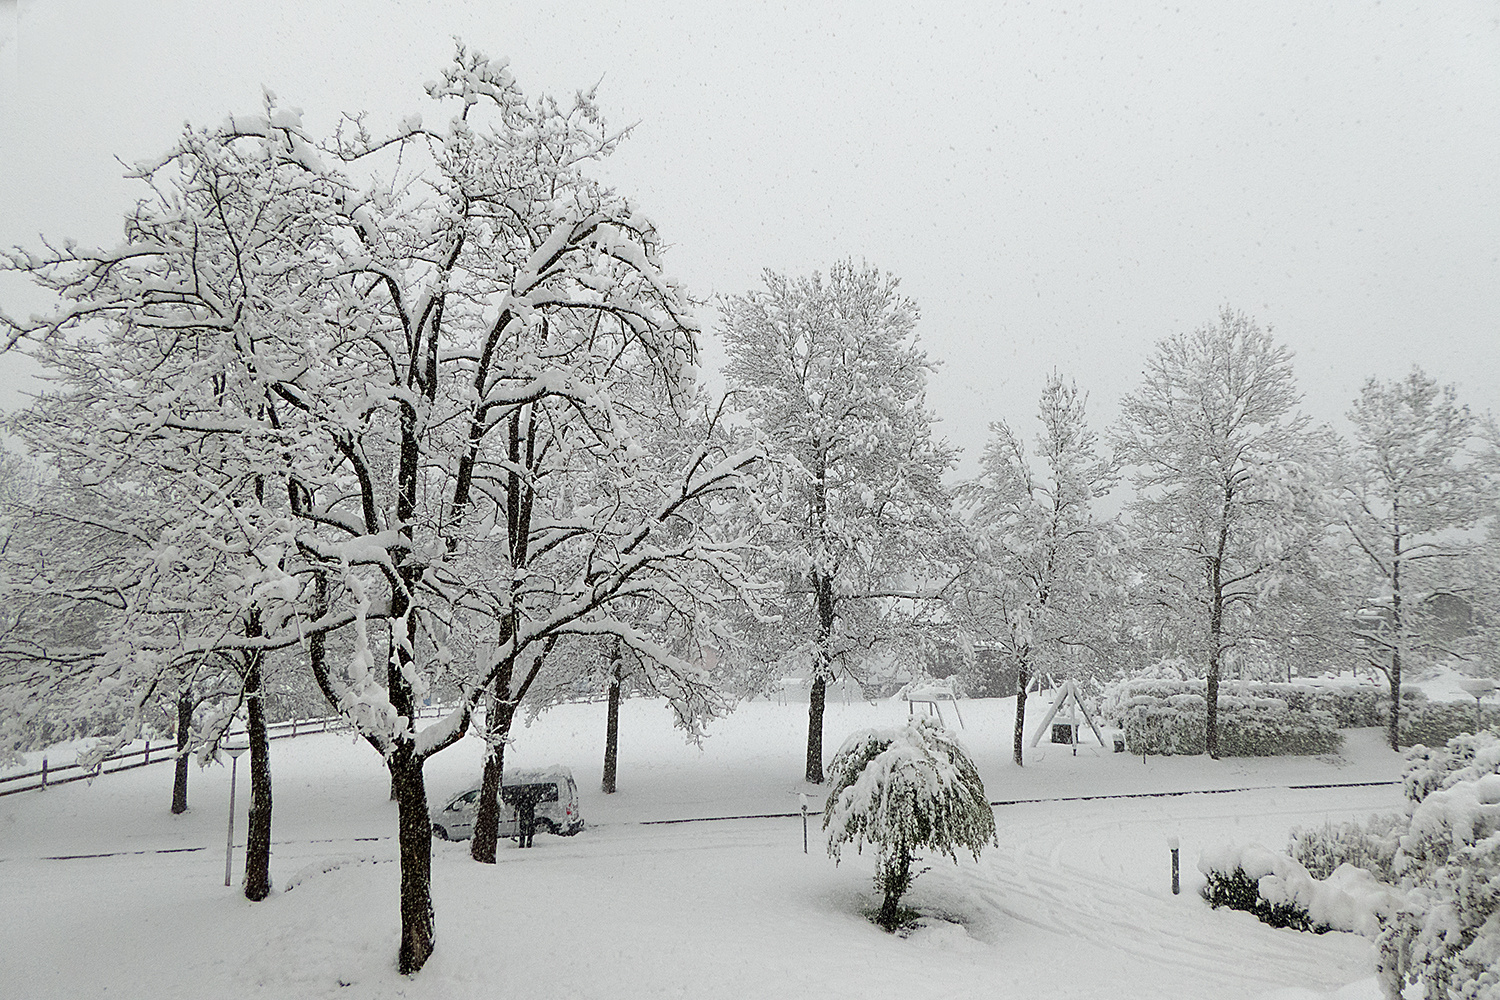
[501,783,559,804]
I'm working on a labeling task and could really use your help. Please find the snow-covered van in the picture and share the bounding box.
[430,766,584,841]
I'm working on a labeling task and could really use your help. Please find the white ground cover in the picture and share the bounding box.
[0,694,1409,999]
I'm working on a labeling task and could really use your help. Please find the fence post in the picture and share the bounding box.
[291,719,297,738]
[144,740,150,765]
[40,757,47,789]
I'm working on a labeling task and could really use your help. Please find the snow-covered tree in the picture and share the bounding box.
[160,656,241,815]
[1,46,764,974]
[1339,368,1495,749]
[822,717,997,930]
[721,262,958,783]
[956,371,1118,765]
[0,416,296,898]
[1113,309,1328,758]
[0,456,123,759]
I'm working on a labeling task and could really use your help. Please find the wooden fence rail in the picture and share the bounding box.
[0,703,451,797]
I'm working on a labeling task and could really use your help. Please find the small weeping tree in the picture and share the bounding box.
[822,717,997,931]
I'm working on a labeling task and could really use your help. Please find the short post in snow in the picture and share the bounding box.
[40,757,47,790]
[1168,835,1180,895]
[223,738,249,887]
[800,793,809,854]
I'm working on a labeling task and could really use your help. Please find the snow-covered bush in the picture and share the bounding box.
[1377,772,1500,1000]
[822,717,997,931]
[1288,814,1404,884]
[1401,728,1500,806]
[1201,863,1322,932]
[1199,843,1398,936]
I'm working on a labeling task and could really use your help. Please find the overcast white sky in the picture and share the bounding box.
[2,0,1497,472]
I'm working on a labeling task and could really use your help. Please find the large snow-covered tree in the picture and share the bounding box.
[1,46,764,974]
[1339,368,1495,749]
[721,262,957,783]
[1113,309,1327,758]
[822,717,996,930]
[956,371,1117,765]
[460,390,760,862]
[1,401,303,901]
[0,456,126,759]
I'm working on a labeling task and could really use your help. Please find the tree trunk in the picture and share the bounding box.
[877,846,913,931]
[1205,493,1231,760]
[1386,648,1402,751]
[805,568,836,784]
[1205,586,1225,759]
[389,621,399,801]
[1012,662,1030,766]
[602,655,621,794]
[806,674,826,784]
[243,646,273,902]
[471,694,515,864]
[1205,655,1221,759]
[171,690,191,814]
[390,744,436,975]
[1387,538,1404,751]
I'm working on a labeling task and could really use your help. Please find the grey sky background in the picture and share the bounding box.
[2,0,1496,474]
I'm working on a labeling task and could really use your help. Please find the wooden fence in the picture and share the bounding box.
[0,704,451,797]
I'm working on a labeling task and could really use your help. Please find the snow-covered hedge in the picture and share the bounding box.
[1112,693,1342,757]
[1399,702,1500,753]
[1288,814,1404,885]
[1378,770,1500,999]
[1101,677,1424,733]
[1198,843,1398,936]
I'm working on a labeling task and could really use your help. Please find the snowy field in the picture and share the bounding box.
[0,694,1409,999]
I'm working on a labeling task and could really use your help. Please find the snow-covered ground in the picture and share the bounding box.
[0,694,1409,999]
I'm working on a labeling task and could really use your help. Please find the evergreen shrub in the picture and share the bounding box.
[1200,866,1325,932]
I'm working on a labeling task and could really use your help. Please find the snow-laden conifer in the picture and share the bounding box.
[822,717,996,930]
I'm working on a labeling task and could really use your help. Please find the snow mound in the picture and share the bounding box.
[902,917,985,952]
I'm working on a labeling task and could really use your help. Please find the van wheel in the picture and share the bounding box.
[535,819,557,836]
[432,824,449,841]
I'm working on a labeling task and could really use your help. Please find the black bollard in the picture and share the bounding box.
[800,793,809,854]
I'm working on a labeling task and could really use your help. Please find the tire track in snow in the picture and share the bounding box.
[936,785,1397,996]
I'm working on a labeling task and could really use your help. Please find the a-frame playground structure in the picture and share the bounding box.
[1027,678,1106,752]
